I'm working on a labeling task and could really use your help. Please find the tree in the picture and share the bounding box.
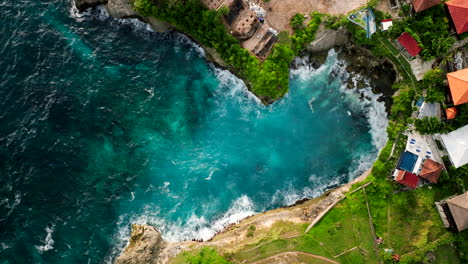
[422,69,446,103]
[414,117,448,134]
[290,13,305,32]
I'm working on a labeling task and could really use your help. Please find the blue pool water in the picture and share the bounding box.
[0,1,387,263]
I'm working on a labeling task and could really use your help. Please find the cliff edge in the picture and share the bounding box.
[115,224,165,264]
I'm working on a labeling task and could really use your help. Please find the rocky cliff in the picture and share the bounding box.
[115,224,193,264]
[74,0,171,32]
[115,224,166,264]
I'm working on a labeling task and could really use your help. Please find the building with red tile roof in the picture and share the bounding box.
[412,0,440,12]
[446,107,457,119]
[396,170,420,189]
[397,32,422,57]
[446,0,468,34]
[447,68,468,106]
[419,159,444,183]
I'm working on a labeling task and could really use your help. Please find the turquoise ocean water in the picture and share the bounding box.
[0,1,387,263]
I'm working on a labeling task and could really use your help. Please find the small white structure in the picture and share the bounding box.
[381,19,393,31]
[440,124,468,168]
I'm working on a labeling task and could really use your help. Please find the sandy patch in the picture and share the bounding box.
[261,0,368,32]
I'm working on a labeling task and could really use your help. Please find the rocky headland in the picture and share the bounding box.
[114,171,371,263]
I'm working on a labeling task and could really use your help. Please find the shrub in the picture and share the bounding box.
[183,247,232,264]
[390,88,414,120]
[290,13,305,33]
[414,117,448,134]
[422,69,446,103]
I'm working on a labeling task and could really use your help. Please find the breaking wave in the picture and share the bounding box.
[35,225,55,253]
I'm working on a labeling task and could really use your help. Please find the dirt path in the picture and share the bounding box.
[362,188,379,254]
[250,251,340,264]
[262,0,368,32]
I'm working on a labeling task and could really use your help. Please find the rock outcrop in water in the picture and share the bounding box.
[75,0,108,11]
[115,224,165,264]
[74,0,171,32]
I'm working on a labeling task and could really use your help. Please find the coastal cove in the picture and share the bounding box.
[0,0,397,263]
[71,0,394,261]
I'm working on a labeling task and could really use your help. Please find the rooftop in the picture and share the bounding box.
[446,192,468,232]
[397,32,422,57]
[411,0,440,12]
[447,68,468,106]
[440,124,468,168]
[419,159,444,183]
[446,107,457,119]
[396,170,420,189]
[446,0,468,34]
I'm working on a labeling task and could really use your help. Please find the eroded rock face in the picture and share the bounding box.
[115,224,166,264]
[105,0,138,18]
[75,0,108,11]
[307,25,350,53]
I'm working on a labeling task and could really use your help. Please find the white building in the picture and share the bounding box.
[381,19,393,31]
[440,124,468,168]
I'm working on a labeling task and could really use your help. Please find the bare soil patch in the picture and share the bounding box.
[261,0,368,32]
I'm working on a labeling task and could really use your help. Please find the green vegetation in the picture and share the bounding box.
[180,247,232,264]
[422,69,446,104]
[290,13,305,32]
[290,13,322,54]
[390,86,415,120]
[134,0,321,102]
[414,117,449,134]
[387,5,455,61]
[246,225,256,237]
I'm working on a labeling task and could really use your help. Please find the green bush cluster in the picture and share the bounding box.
[182,247,232,264]
[246,225,256,237]
[400,233,456,263]
[387,5,455,61]
[134,0,321,102]
[390,87,414,120]
[290,13,322,54]
[414,117,449,134]
[422,69,446,103]
[290,13,305,32]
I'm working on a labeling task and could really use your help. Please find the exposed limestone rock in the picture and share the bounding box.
[115,224,165,264]
[307,25,350,53]
[105,0,171,32]
[105,0,138,18]
[75,0,108,11]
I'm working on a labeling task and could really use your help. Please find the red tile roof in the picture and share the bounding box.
[420,159,444,183]
[412,0,440,12]
[382,19,393,22]
[446,0,468,34]
[446,107,458,119]
[396,170,420,189]
[447,68,468,106]
[398,33,422,57]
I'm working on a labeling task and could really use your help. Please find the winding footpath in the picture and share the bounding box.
[249,251,339,264]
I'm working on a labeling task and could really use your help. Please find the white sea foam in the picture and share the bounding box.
[69,3,206,58]
[270,176,343,207]
[35,225,55,253]
[291,48,388,181]
[111,195,255,254]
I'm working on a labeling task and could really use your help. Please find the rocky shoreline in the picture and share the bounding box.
[114,170,371,264]
[72,1,396,263]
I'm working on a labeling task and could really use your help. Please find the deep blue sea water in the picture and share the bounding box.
[0,1,388,263]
